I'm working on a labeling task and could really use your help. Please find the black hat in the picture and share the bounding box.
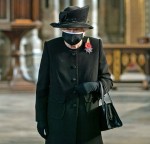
[50,5,93,29]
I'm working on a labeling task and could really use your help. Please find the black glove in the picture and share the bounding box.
[37,122,48,139]
[76,82,99,95]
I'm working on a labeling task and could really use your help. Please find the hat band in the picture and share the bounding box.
[61,17,85,23]
[62,30,84,34]
[60,21,87,25]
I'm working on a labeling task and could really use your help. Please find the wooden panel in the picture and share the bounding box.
[0,0,7,18]
[0,0,10,21]
[32,0,40,20]
[10,0,40,21]
[11,0,32,20]
[0,0,40,30]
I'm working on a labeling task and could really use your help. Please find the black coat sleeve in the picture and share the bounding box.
[97,38,113,96]
[35,42,50,123]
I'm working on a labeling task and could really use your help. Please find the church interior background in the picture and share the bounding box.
[0,0,150,91]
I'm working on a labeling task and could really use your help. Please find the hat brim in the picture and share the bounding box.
[50,22,93,29]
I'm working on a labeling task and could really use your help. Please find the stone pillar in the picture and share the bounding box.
[64,0,70,7]
[20,38,31,81]
[98,0,107,41]
[91,0,98,37]
[73,0,85,6]
[125,0,145,44]
[30,29,42,82]
[53,0,61,37]
[0,32,11,81]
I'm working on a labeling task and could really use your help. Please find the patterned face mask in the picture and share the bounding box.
[62,31,84,45]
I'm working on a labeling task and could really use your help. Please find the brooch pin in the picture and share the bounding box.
[85,38,93,54]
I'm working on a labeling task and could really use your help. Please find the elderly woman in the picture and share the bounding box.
[35,5,113,144]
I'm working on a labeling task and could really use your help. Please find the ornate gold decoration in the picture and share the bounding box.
[106,53,113,66]
[113,50,121,80]
[138,54,146,66]
[123,53,144,73]
[122,53,129,66]
[130,53,137,63]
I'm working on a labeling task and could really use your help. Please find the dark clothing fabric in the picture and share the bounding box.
[35,36,113,144]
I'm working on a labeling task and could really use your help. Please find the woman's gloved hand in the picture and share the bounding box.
[37,122,48,139]
[75,82,99,95]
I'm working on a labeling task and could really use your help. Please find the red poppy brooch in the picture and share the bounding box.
[85,38,93,54]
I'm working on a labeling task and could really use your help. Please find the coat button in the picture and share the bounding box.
[71,52,76,56]
[70,65,77,69]
[73,85,78,94]
[73,90,77,94]
[71,78,77,82]
[72,103,77,108]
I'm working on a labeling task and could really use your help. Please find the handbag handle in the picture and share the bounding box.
[99,81,113,108]
[99,81,104,106]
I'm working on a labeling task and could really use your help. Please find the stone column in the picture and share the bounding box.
[53,0,61,37]
[125,0,145,44]
[98,0,108,41]
[73,0,85,6]
[31,29,42,82]
[64,0,70,7]
[91,0,98,37]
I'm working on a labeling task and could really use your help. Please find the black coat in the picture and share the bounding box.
[35,36,113,144]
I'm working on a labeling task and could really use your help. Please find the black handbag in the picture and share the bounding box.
[88,82,123,132]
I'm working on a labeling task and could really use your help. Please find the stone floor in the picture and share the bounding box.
[102,90,150,144]
[0,88,150,144]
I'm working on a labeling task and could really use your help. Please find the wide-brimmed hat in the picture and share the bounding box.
[50,5,93,29]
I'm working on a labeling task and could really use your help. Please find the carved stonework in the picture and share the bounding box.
[113,50,121,80]
[104,45,149,86]
[138,54,146,66]
[122,53,129,67]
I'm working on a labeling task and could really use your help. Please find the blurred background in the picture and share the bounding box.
[0,0,150,144]
[0,0,150,87]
